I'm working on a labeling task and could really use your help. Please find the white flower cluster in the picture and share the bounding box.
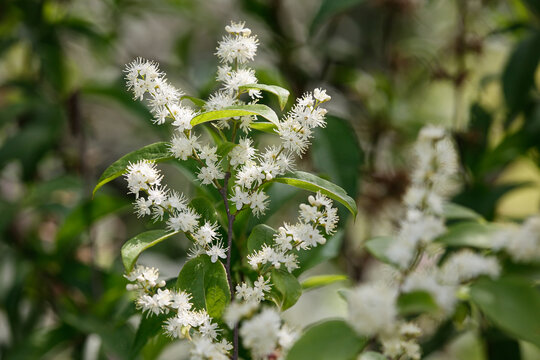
[125,266,231,359]
[402,250,500,315]
[239,307,298,360]
[247,192,339,272]
[277,89,331,156]
[124,161,227,264]
[492,215,540,263]
[224,275,271,328]
[386,126,458,269]
[346,283,422,360]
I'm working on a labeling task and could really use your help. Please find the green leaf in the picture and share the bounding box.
[56,195,130,251]
[436,222,500,249]
[312,116,363,200]
[249,121,278,134]
[238,83,290,110]
[121,230,179,272]
[130,313,171,358]
[502,30,540,115]
[398,291,439,316]
[443,203,483,221]
[191,104,279,126]
[216,141,237,158]
[270,269,302,311]
[365,236,394,265]
[181,95,206,107]
[359,352,387,360]
[310,0,366,35]
[176,255,230,319]
[272,171,357,217]
[189,197,221,226]
[470,277,540,348]
[246,224,276,254]
[287,319,366,360]
[93,142,172,197]
[301,274,348,290]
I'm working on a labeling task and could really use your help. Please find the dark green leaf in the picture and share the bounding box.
[502,30,540,115]
[398,291,439,316]
[93,142,172,197]
[287,320,366,360]
[121,230,179,272]
[192,104,279,126]
[470,277,540,348]
[176,255,230,319]
[130,313,171,358]
[181,95,206,107]
[301,274,348,290]
[238,83,290,110]
[270,269,302,311]
[246,224,276,254]
[272,171,357,217]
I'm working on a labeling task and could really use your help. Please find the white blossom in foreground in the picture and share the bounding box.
[492,215,540,263]
[240,308,281,359]
[439,250,500,285]
[346,283,398,337]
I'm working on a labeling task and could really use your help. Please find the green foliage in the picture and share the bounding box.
[246,224,276,254]
[365,236,394,265]
[269,269,302,311]
[176,255,231,319]
[121,230,180,272]
[301,274,348,290]
[190,104,279,126]
[436,222,500,249]
[272,171,358,217]
[471,277,540,348]
[238,83,290,110]
[287,320,366,360]
[397,291,439,316]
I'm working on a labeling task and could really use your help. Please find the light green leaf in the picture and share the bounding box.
[287,319,366,360]
[239,83,290,110]
[56,195,130,251]
[398,291,439,316]
[191,104,279,126]
[270,269,302,311]
[121,230,179,272]
[246,224,276,255]
[365,236,394,265]
[301,274,348,290]
[272,171,357,217]
[176,255,230,319]
[181,95,206,107]
[470,277,540,348]
[436,222,500,248]
[93,142,172,197]
[249,121,278,134]
[443,203,483,221]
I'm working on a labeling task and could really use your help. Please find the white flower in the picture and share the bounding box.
[134,197,152,217]
[240,308,281,359]
[170,133,200,160]
[225,21,252,36]
[147,185,168,206]
[170,291,193,312]
[224,300,258,328]
[230,186,251,210]
[495,216,540,262]
[198,145,219,164]
[216,30,259,64]
[166,191,187,212]
[194,222,220,245]
[124,160,162,197]
[125,265,160,288]
[229,137,256,167]
[346,283,398,336]
[402,269,457,315]
[222,68,260,97]
[313,88,331,102]
[278,324,299,350]
[167,208,200,233]
[198,162,225,185]
[206,242,227,263]
[439,250,500,285]
[170,105,195,131]
[249,191,268,217]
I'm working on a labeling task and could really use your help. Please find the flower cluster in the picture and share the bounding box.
[125,266,231,359]
[247,192,339,272]
[492,215,540,262]
[386,126,458,269]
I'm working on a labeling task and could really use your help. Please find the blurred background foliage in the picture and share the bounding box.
[1,0,540,359]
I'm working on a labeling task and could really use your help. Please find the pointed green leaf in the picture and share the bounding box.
[176,255,230,319]
[249,121,278,134]
[398,291,439,315]
[443,203,482,221]
[270,269,302,311]
[93,142,172,197]
[121,230,179,272]
[287,320,366,360]
[301,274,348,290]
[239,83,290,110]
[470,277,540,348]
[191,104,279,126]
[272,171,357,217]
[365,236,394,265]
[247,224,277,254]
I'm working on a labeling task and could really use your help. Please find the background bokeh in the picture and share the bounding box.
[1,0,540,359]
